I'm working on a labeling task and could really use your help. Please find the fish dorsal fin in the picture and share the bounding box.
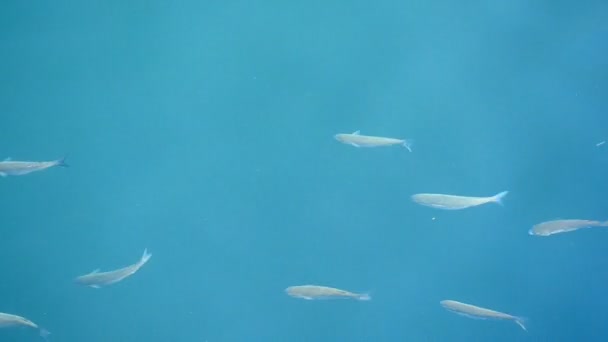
[3,157,11,161]
[90,268,100,274]
[352,130,360,135]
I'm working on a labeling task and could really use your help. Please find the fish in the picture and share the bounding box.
[0,157,68,177]
[529,219,608,236]
[440,300,527,331]
[411,191,508,210]
[0,312,50,339]
[75,249,152,288]
[334,131,413,152]
[285,285,371,301]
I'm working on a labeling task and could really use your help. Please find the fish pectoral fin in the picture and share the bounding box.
[3,157,11,161]
[351,143,360,148]
[89,284,101,289]
[352,130,360,135]
[0,172,6,177]
[89,268,100,274]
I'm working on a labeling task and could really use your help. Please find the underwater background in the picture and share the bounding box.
[1,1,607,341]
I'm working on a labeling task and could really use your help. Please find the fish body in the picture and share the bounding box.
[411,191,508,210]
[440,300,527,331]
[76,249,152,288]
[0,312,49,338]
[285,285,370,301]
[334,131,413,151]
[0,312,38,329]
[0,157,68,177]
[529,219,608,236]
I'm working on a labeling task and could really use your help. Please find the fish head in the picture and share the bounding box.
[439,300,453,307]
[529,226,551,236]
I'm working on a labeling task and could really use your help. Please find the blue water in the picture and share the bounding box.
[1,1,607,341]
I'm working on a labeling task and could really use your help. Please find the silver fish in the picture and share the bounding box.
[440,300,527,331]
[0,312,49,338]
[0,157,68,177]
[411,191,508,210]
[76,249,152,288]
[529,219,608,236]
[334,130,413,151]
[285,285,370,301]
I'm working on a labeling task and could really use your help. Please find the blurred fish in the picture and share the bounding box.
[76,249,152,288]
[529,219,608,236]
[285,285,370,301]
[334,131,413,151]
[440,300,527,331]
[411,191,508,210]
[0,157,68,177]
[0,312,50,339]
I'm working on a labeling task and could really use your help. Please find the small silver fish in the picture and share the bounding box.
[0,157,68,177]
[529,219,608,236]
[411,191,508,210]
[285,285,371,301]
[0,312,50,339]
[76,249,152,288]
[334,130,413,151]
[440,300,527,331]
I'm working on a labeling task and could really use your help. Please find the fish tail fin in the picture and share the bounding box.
[140,248,152,265]
[39,328,51,340]
[514,316,528,331]
[56,156,69,168]
[402,139,414,152]
[492,191,509,206]
[356,290,372,301]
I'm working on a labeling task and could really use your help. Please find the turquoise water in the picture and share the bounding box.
[1,1,607,341]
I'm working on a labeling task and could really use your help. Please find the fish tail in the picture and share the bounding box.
[39,328,51,340]
[491,191,509,206]
[514,316,528,331]
[402,139,414,152]
[140,248,152,265]
[56,156,69,168]
[356,292,372,301]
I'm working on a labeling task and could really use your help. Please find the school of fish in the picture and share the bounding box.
[1,131,605,339]
[0,157,150,339]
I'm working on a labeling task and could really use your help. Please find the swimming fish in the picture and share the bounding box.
[0,312,50,339]
[76,249,152,288]
[334,131,413,152]
[529,219,608,236]
[411,191,508,210]
[285,285,370,301]
[0,157,68,177]
[440,300,527,331]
